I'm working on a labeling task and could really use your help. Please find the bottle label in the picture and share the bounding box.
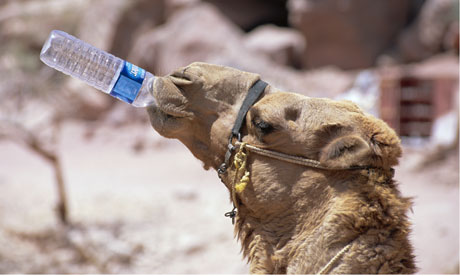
[110,61,146,104]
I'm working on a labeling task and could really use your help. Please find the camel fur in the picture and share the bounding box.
[147,62,416,274]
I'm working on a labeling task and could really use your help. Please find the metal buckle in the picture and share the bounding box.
[217,163,227,175]
[218,132,242,175]
[224,207,237,225]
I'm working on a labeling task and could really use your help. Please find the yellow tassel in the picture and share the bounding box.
[235,171,250,193]
[234,151,246,169]
[233,143,250,194]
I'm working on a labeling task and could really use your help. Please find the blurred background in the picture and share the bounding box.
[0,0,458,273]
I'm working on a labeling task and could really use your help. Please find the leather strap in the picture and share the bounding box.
[230,80,268,139]
[218,79,268,175]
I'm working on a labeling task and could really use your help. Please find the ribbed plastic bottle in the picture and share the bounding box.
[40,30,155,107]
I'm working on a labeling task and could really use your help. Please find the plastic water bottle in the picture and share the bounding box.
[40,30,155,107]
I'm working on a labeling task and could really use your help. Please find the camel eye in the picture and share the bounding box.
[253,118,274,135]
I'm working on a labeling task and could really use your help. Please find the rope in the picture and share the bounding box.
[317,243,352,274]
[238,142,329,169]
[235,142,363,171]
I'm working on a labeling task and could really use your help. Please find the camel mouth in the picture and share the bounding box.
[147,103,186,139]
[151,76,191,119]
[148,105,177,125]
[155,103,188,119]
[149,104,176,120]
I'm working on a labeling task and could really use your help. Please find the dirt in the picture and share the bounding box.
[0,121,458,274]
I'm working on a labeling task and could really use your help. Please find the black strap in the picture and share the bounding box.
[218,79,268,175]
[230,80,268,139]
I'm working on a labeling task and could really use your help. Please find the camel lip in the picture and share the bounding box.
[151,99,193,121]
[151,104,183,120]
[152,77,190,119]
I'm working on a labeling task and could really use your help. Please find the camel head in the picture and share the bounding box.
[147,61,402,181]
[147,62,413,274]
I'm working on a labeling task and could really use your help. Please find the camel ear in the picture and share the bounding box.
[319,134,372,169]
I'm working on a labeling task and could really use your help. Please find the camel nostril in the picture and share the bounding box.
[170,67,192,82]
[169,75,194,87]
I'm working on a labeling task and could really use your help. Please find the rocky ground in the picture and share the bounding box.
[0,120,458,274]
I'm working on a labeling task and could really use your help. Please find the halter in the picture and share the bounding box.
[217,79,268,176]
[217,79,267,223]
[217,79,394,224]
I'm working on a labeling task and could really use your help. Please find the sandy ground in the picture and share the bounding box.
[0,121,458,274]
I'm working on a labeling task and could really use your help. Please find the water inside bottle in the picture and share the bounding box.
[40,30,123,93]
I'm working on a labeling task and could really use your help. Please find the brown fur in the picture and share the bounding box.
[147,62,416,274]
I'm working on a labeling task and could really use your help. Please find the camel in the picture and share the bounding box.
[146,62,416,274]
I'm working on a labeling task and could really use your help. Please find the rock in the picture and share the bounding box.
[128,1,353,98]
[244,24,305,68]
[0,0,90,47]
[288,0,412,69]
[109,0,166,59]
[164,0,201,18]
[77,0,129,51]
[396,0,459,62]
[203,0,289,31]
[128,2,244,76]
[77,0,166,59]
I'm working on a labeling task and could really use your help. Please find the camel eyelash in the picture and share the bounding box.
[252,119,275,135]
